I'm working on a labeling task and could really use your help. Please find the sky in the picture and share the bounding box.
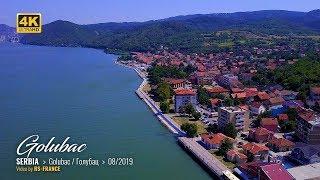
[1,0,320,26]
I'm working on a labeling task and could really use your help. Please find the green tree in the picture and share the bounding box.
[217,139,233,156]
[280,120,296,133]
[252,111,271,127]
[178,106,186,115]
[224,97,234,106]
[247,153,255,162]
[181,123,198,137]
[207,124,219,133]
[286,108,298,122]
[192,112,201,120]
[156,82,172,101]
[279,108,297,132]
[224,123,238,138]
[197,86,210,106]
[185,103,196,116]
[160,101,170,113]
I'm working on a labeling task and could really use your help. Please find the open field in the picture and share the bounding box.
[171,115,207,135]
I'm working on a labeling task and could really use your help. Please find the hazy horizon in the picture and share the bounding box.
[2,0,320,26]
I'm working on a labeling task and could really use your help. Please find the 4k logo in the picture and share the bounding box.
[16,13,42,33]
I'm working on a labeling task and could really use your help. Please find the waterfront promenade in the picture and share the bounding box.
[178,137,237,179]
[136,77,185,135]
[116,61,236,179]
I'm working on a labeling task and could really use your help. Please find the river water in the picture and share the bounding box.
[0,43,211,180]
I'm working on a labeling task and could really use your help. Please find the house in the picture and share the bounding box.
[266,97,285,116]
[226,150,247,164]
[206,86,229,96]
[259,163,294,180]
[278,114,289,122]
[218,74,241,89]
[218,106,250,132]
[310,87,320,101]
[275,90,298,101]
[260,118,278,132]
[255,92,270,102]
[250,102,266,115]
[174,89,197,112]
[283,100,304,110]
[296,110,320,144]
[290,143,320,165]
[195,71,215,85]
[267,138,294,152]
[163,78,185,89]
[249,127,274,143]
[242,143,269,162]
[231,88,244,93]
[200,133,234,149]
[288,163,320,180]
[237,162,270,179]
[237,162,293,180]
[245,88,258,101]
[210,98,222,109]
[231,92,247,100]
[266,97,285,108]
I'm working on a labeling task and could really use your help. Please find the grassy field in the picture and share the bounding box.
[171,116,207,135]
[142,83,151,93]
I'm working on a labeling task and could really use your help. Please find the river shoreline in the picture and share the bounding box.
[114,60,235,180]
[114,60,184,135]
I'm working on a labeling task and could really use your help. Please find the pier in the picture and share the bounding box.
[178,137,239,180]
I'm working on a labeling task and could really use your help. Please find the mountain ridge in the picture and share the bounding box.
[15,9,320,53]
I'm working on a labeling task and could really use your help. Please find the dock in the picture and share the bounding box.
[178,137,239,180]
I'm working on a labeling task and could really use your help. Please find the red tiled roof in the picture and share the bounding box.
[278,114,289,121]
[164,78,185,85]
[210,98,221,105]
[232,92,247,99]
[254,127,274,136]
[311,87,320,94]
[174,89,196,96]
[207,86,229,94]
[260,163,294,180]
[298,111,316,122]
[250,101,264,109]
[257,92,270,100]
[170,60,182,66]
[196,71,206,77]
[242,88,258,97]
[227,149,247,160]
[231,88,244,93]
[246,88,258,92]
[243,143,269,154]
[261,118,278,126]
[268,97,285,105]
[201,133,233,145]
[268,138,294,148]
[238,105,249,111]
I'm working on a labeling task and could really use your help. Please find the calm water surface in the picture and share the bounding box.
[0,43,211,180]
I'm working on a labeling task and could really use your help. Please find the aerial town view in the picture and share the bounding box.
[1,0,320,180]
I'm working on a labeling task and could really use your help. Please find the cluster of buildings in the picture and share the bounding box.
[122,44,320,179]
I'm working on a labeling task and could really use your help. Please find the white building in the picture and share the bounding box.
[218,106,250,132]
[174,89,197,112]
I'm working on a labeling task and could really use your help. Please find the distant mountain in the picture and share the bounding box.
[0,24,20,43]
[20,10,320,52]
